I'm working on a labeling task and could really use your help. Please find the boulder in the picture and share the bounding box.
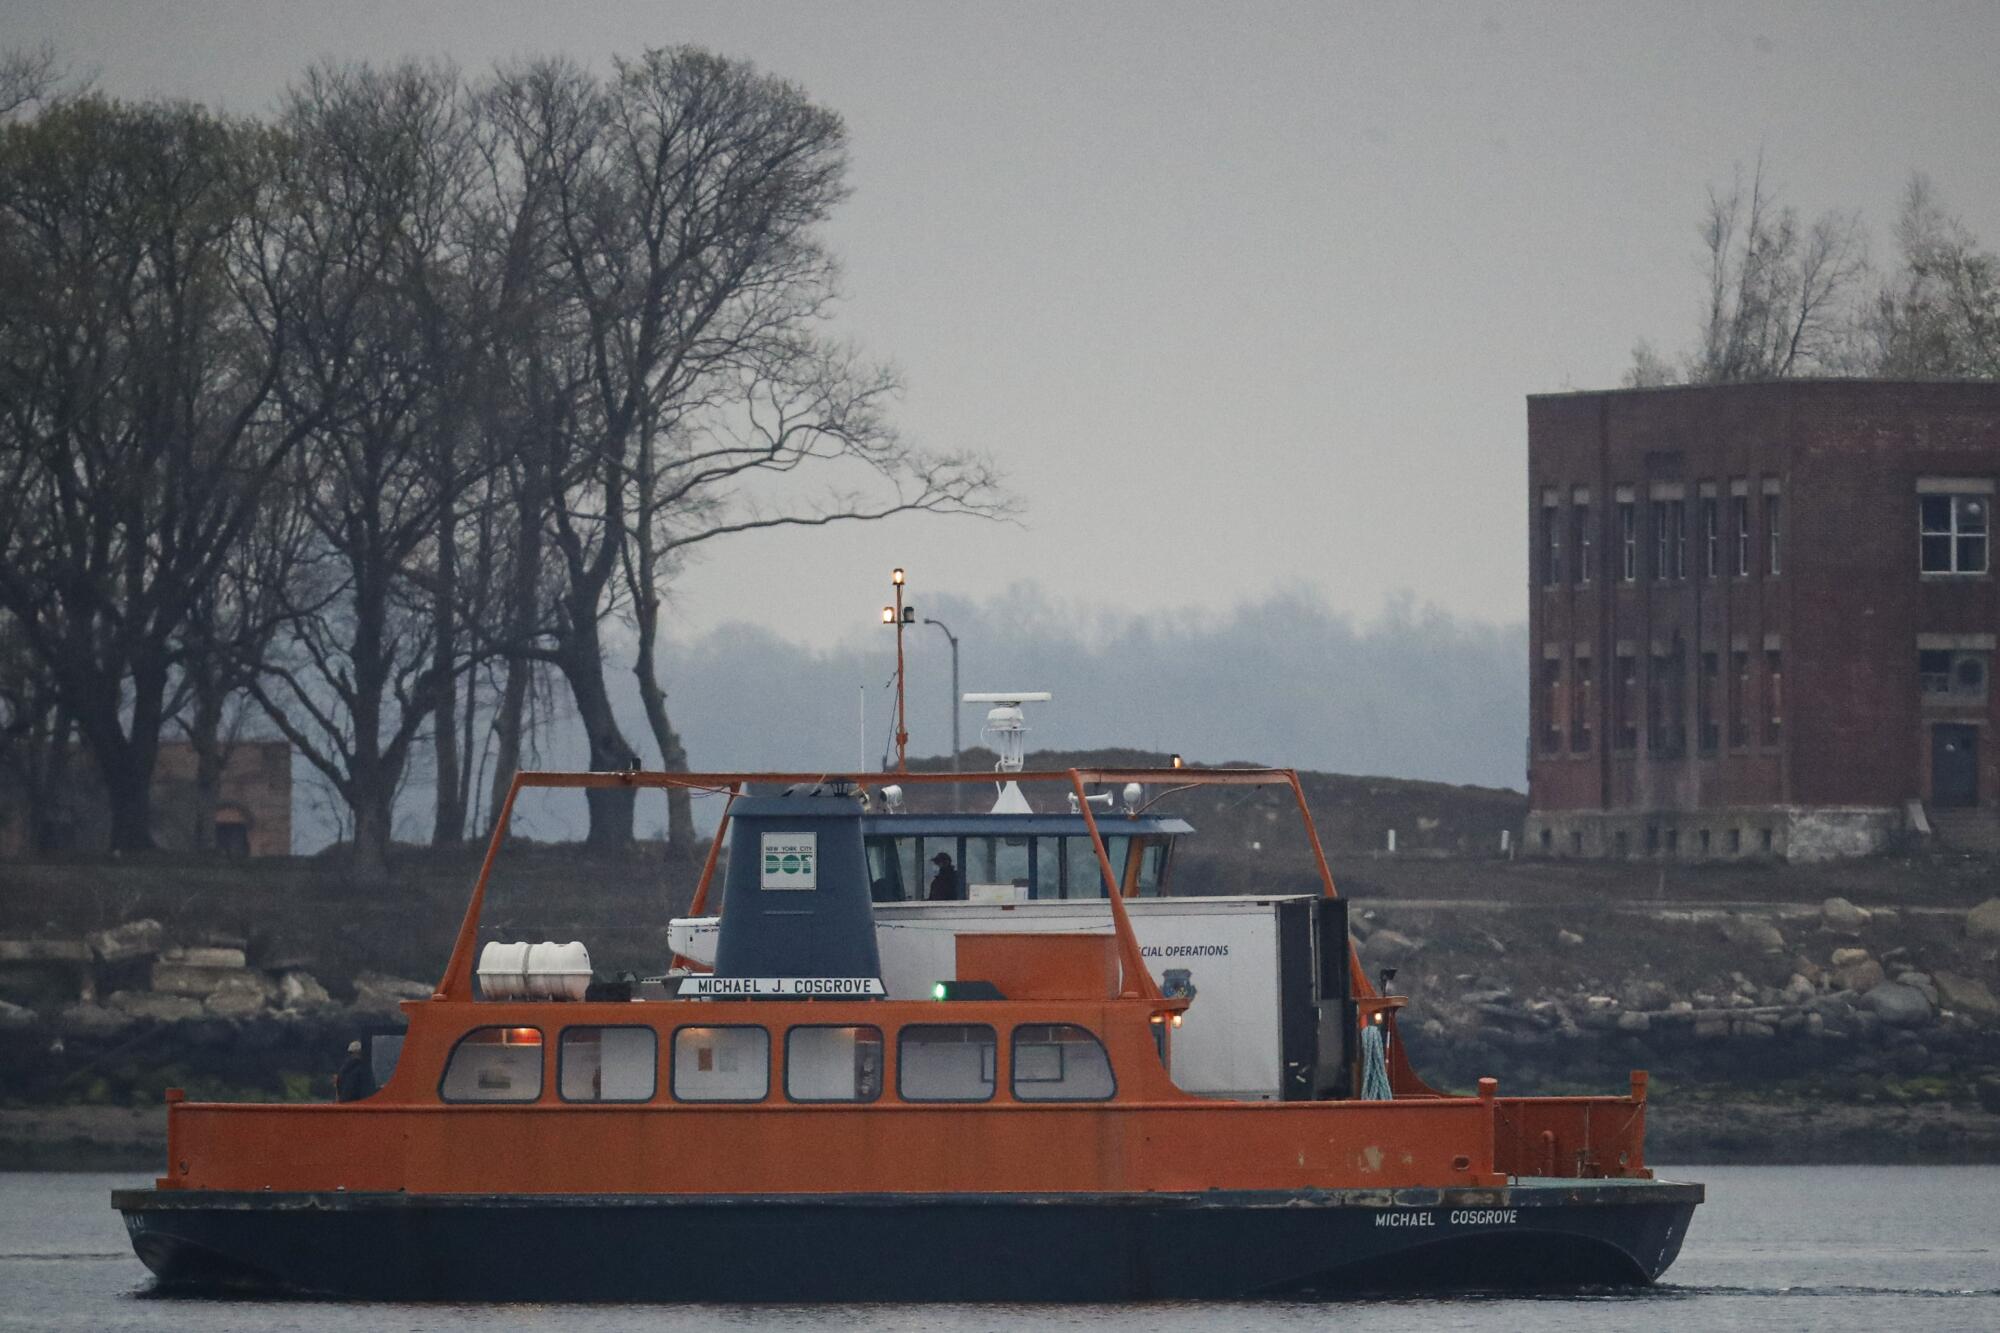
[1896,972,1939,1007]
[108,991,206,1022]
[205,987,268,1019]
[1791,955,1823,983]
[151,962,261,998]
[1835,957,1887,994]
[163,946,249,969]
[1615,1011,1651,1034]
[1830,946,1872,968]
[1556,929,1585,948]
[1967,898,2000,944]
[351,972,432,1017]
[1721,915,1786,954]
[1863,981,1934,1028]
[1933,970,2000,1021]
[1783,973,1817,1004]
[58,1001,134,1035]
[1364,930,1420,964]
[1735,1020,1776,1039]
[1620,979,1672,1011]
[278,970,334,1012]
[1820,897,1871,934]
[0,939,91,963]
[86,919,167,963]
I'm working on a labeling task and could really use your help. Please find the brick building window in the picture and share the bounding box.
[1764,649,1784,745]
[1701,495,1719,578]
[1919,494,1989,575]
[1618,498,1637,582]
[1539,491,1561,587]
[1570,656,1594,752]
[1729,649,1750,747]
[1670,499,1687,579]
[1699,651,1720,752]
[1647,647,1685,756]
[1614,651,1638,750]
[1540,657,1563,753]
[1732,491,1750,576]
[1650,501,1668,580]
[1764,494,1782,576]
[1920,650,1988,701]
[1572,489,1592,585]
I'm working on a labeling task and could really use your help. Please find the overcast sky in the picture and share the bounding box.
[10,2,2000,824]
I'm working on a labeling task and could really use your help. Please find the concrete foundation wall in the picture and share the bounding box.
[1524,805,1903,862]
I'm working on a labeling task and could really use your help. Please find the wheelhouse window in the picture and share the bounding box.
[1730,650,1750,747]
[785,1025,883,1102]
[898,1024,996,1102]
[559,1027,657,1103]
[1920,494,1989,575]
[672,1026,769,1102]
[440,1026,543,1103]
[1012,1024,1116,1101]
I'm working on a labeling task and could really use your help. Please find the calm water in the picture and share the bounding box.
[3,1167,1995,1331]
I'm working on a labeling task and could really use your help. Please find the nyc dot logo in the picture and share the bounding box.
[760,833,817,890]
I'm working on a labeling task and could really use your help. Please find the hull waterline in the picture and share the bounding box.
[116,1178,1702,1301]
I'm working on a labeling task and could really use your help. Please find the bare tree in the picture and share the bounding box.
[0,97,345,850]
[481,49,1007,850]
[0,44,67,120]
[1629,159,1868,385]
[243,63,485,882]
[1866,174,2000,379]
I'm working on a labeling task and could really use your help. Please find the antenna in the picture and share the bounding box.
[965,692,1051,814]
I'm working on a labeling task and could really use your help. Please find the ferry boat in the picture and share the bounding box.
[114,742,1701,1299]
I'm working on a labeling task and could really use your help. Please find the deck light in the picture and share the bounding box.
[882,606,895,623]
[1171,1014,1183,1029]
[1170,754,1183,769]
[932,982,948,1000]
[892,567,905,585]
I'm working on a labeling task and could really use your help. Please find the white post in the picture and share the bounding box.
[1386,828,1397,854]
[1500,829,1512,855]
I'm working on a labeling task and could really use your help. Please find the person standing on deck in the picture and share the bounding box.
[335,1040,376,1101]
[927,851,961,901]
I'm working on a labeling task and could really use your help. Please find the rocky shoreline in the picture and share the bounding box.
[4,893,2000,1169]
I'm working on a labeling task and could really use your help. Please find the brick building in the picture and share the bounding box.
[1523,381,2000,861]
[0,739,292,858]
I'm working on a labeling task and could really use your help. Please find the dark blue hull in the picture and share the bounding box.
[115,1179,1701,1301]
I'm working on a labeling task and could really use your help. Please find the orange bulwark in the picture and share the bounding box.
[117,767,1701,1301]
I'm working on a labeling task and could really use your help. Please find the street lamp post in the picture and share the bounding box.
[924,617,960,811]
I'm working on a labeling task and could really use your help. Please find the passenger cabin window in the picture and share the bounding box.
[898,1024,996,1102]
[1012,1024,1115,1101]
[672,1026,769,1102]
[559,1026,656,1102]
[440,1026,543,1102]
[786,1025,883,1102]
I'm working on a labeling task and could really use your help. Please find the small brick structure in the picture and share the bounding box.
[1524,380,2000,861]
[0,739,292,857]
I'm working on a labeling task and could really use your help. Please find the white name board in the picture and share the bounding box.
[680,976,886,998]
[760,833,817,889]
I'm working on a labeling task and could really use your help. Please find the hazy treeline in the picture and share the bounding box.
[0,47,1002,878]
[463,586,1526,852]
[1629,163,2000,386]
